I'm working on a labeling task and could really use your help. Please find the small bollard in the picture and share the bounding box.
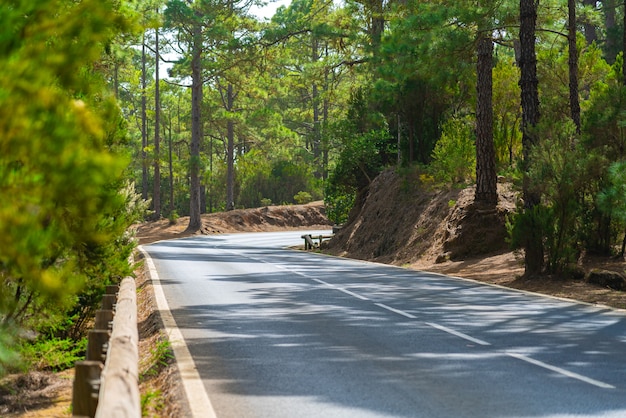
[73,360,102,417]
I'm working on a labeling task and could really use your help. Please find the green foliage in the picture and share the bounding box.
[324,88,392,224]
[493,56,522,169]
[0,0,138,371]
[294,191,313,204]
[141,389,165,416]
[597,162,626,223]
[429,116,476,185]
[510,121,588,273]
[18,338,87,373]
[237,153,321,208]
[141,339,174,381]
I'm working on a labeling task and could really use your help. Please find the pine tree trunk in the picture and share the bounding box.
[475,33,497,206]
[187,22,203,231]
[582,0,598,46]
[226,83,235,211]
[604,0,618,63]
[569,0,581,134]
[623,0,626,84]
[141,37,148,202]
[519,0,543,276]
[153,27,161,219]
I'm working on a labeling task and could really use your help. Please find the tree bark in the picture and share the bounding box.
[519,0,543,276]
[475,33,497,206]
[226,82,235,211]
[623,0,626,84]
[153,26,161,219]
[604,0,618,63]
[569,0,581,134]
[187,21,203,231]
[141,36,148,202]
[582,0,598,46]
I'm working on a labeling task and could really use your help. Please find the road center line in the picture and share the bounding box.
[425,322,491,346]
[313,278,335,287]
[139,247,218,418]
[338,287,371,301]
[236,250,618,390]
[505,352,615,389]
[375,303,417,319]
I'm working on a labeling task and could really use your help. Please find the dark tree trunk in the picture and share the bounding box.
[153,27,161,219]
[187,22,203,231]
[623,0,626,84]
[168,117,174,215]
[141,36,148,202]
[604,0,618,63]
[475,33,497,206]
[569,0,581,134]
[582,0,598,46]
[519,0,543,276]
[226,83,235,211]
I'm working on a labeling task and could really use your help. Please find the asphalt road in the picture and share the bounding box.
[141,231,626,418]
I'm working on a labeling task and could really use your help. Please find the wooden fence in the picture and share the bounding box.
[72,276,140,418]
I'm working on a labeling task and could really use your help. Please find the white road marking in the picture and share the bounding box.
[313,278,335,287]
[375,303,417,319]
[505,351,616,389]
[139,247,218,418]
[338,287,371,301]
[425,322,491,346]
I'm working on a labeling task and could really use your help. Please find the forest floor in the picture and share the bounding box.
[2,188,625,416]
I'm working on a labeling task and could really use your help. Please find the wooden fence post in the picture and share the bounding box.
[72,360,102,417]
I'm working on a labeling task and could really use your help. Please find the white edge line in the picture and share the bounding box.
[425,322,491,346]
[375,303,417,319]
[505,352,615,389]
[139,246,218,418]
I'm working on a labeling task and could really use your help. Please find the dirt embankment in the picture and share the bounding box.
[134,201,332,245]
[327,168,626,310]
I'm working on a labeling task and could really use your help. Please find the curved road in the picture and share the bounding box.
[141,231,626,418]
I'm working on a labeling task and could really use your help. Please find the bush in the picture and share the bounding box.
[18,338,87,373]
[429,116,476,185]
[294,191,313,204]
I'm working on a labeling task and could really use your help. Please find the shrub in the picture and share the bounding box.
[294,191,313,204]
[429,116,476,185]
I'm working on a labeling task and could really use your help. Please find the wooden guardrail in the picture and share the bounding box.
[301,234,334,250]
[72,277,140,418]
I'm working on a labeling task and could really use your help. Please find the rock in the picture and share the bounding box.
[585,269,626,291]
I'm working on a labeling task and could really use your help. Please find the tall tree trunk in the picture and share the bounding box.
[475,33,497,206]
[519,0,543,276]
[368,0,384,49]
[623,0,626,84]
[141,36,148,201]
[312,38,322,177]
[582,0,598,45]
[604,0,618,63]
[187,21,203,231]
[226,83,235,211]
[168,116,174,215]
[569,0,581,134]
[153,26,161,219]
